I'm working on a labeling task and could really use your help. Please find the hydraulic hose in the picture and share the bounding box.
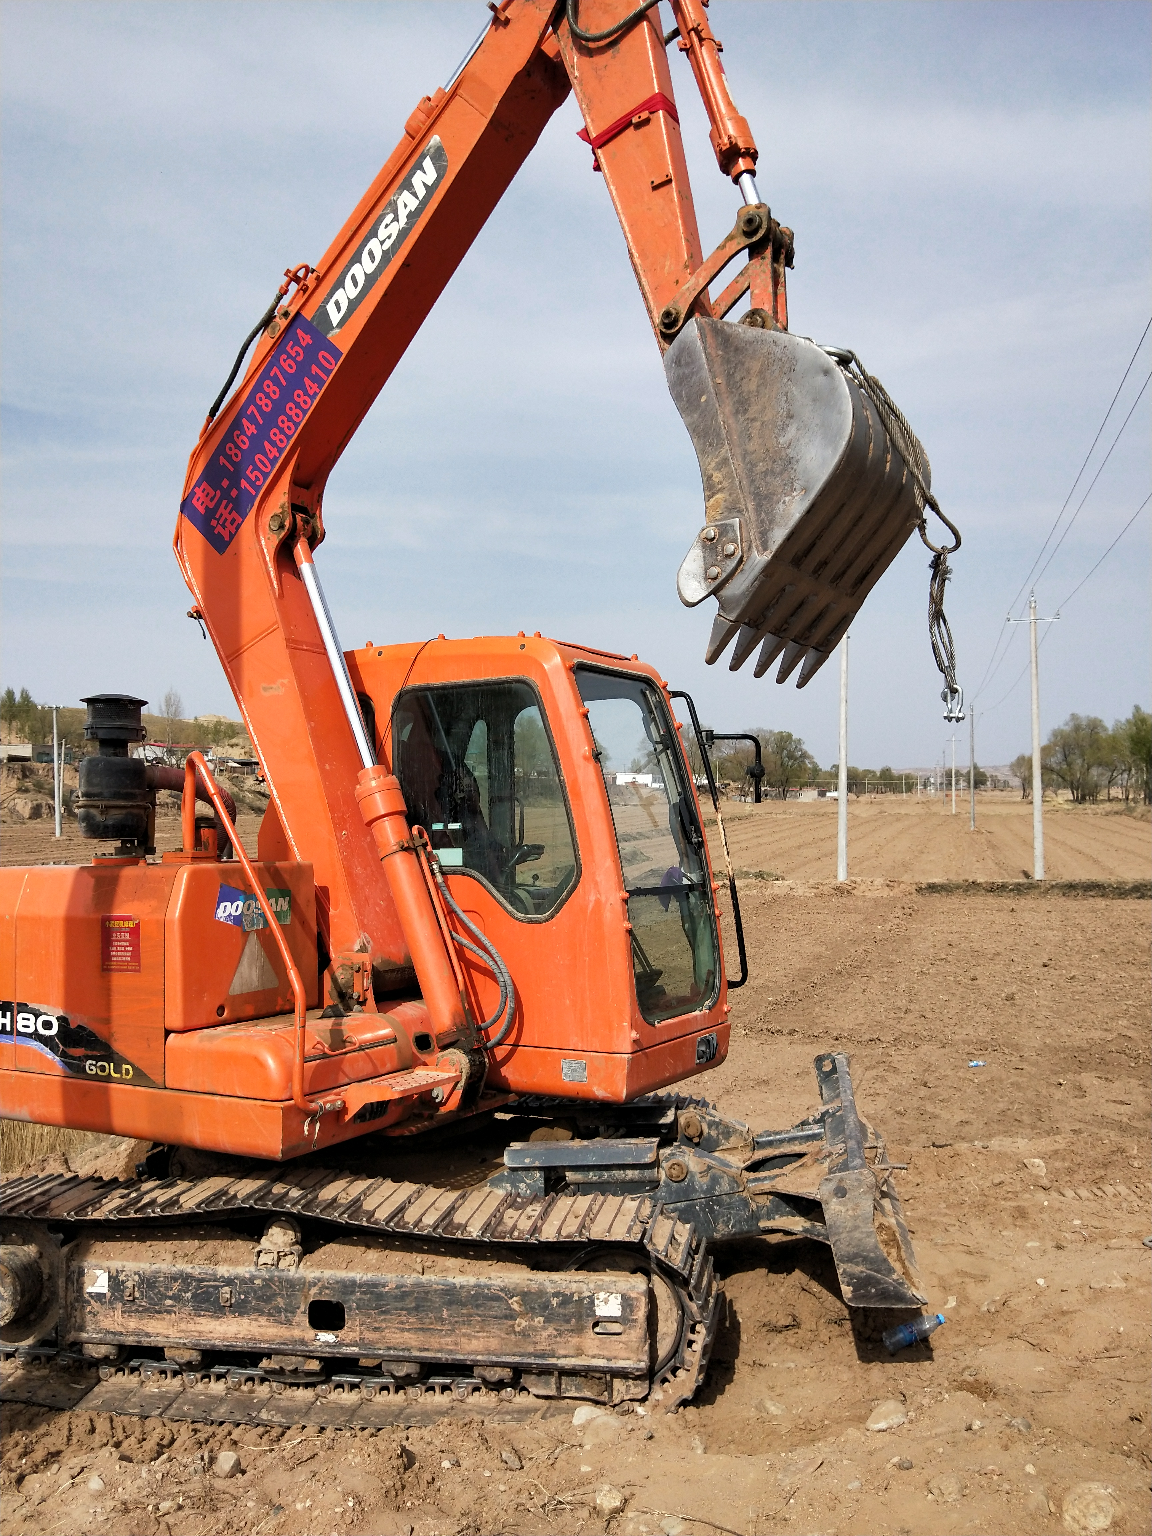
[421,844,517,1050]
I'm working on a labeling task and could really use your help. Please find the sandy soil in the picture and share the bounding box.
[2,814,1150,1536]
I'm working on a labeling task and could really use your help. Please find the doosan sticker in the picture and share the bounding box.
[215,885,291,931]
[315,137,448,337]
[0,1001,154,1085]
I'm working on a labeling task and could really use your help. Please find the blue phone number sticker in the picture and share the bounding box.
[181,314,343,555]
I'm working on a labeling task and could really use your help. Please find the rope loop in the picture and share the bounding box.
[825,345,964,716]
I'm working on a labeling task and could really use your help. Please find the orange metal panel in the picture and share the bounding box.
[0,1067,422,1162]
[0,868,24,1071]
[10,862,176,1085]
[165,1000,425,1100]
[163,859,318,1031]
[556,0,708,333]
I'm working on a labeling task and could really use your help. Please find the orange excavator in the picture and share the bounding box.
[1,0,932,1422]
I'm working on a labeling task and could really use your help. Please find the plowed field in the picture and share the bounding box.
[2,804,1149,1536]
[714,793,1151,884]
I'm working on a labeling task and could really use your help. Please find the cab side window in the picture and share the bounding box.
[392,681,578,920]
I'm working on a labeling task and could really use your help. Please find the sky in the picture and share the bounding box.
[2,0,1149,774]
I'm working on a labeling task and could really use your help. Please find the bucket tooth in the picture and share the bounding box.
[753,634,787,678]
[775,641,807,684]
[729,622,767,671]
[797,647,833,687]
[704,614,742,665]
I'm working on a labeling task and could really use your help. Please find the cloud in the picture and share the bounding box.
[2,0,1148,772]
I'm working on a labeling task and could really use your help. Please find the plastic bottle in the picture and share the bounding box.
[882,1312,946,1354]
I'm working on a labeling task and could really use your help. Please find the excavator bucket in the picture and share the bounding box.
[666,318,924,687]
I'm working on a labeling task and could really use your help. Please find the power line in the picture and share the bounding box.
[981,490,1150,717]
[1032,371,1151,588]
[970,317,1151,702]
[982,621,1054,716]
[1004,316,1151,619]
[972,618,1019,705]
[1055,491,1152,610]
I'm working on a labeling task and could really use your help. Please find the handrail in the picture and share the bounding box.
[668,691,748,989]
[182,751,342,1119]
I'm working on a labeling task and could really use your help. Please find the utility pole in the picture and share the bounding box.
[837,635,848,882]
[1028,594,1044,878]
[52,706,62,839]
[969,708,976,831]
[950,735,957,815]
[1007,593,1059,880]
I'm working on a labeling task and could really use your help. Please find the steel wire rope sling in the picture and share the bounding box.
[824,348,964,721]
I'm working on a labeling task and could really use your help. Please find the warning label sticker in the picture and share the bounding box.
[101,915,141,973]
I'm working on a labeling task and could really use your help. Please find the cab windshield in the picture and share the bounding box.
[576,669,719,1021]
[392,680,578,920]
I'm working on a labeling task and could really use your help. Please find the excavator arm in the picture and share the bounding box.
[175,0,924,985]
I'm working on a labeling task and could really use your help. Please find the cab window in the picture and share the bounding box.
[576,668,719,1022]
[392,681,578,920]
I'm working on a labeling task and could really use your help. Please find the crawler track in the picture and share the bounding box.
[0,1165,720,1425]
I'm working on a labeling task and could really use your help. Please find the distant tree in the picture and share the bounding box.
[204,719,235,749]
[969,762,989,790]
[1010,753,1032,799]
[0,688,18,739]
[1043,713,1110,803]
[763,730,818,798]
[515,711,553,778]
[161,687,185,746]
[1116,705,1151,804]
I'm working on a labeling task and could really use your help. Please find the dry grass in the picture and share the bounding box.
[0,1119,105,1175]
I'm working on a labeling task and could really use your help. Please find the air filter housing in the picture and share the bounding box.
[76,693,151,851]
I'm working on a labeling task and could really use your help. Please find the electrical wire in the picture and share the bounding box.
[1003,316,1151,619]
[970,317,1151,701]
[1031,371,1151,588]
[979,491,1150,719]
[981,623,1056,717]
[1055,492,1151,612]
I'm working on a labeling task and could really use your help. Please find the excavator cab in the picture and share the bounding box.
[347,635,732,1103]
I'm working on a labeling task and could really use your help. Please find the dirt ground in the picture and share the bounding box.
[0,809,266,867]
[2,807,1150,1536]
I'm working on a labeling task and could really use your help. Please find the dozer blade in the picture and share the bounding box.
[665,318,924,687]
[813,1052,926,1309]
